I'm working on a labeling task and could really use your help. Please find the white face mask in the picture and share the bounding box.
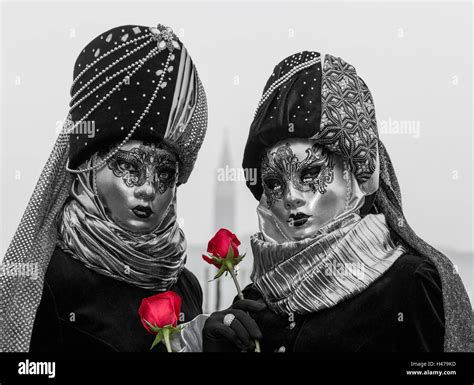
[258,138,373,242]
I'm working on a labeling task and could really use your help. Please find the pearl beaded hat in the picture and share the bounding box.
[67,24,207,185]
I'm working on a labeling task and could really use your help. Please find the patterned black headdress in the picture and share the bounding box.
[243,51,377,200]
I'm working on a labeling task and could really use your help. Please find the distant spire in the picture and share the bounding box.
[213,129,236,310]
[218,128,232,167]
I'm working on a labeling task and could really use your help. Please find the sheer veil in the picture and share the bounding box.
[1,116,75,352]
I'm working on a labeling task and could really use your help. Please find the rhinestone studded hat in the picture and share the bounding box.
[0,23,207,352]
[67,24,208,185]
[241,50,473,351]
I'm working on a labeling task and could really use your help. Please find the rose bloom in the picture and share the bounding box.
[202,228,241,268]
[138,291,181,334]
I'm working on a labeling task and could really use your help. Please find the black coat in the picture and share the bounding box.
[30,246,203,352]
[242,253,445,352]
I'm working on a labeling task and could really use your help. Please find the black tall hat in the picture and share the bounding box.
[242,51,378,200]
[67,24,207,184]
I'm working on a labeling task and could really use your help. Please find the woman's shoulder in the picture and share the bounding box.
[388,251,442,289]
[178,267,202,292]
[383,252,444,324]
[173,267,203,312]
[50,246,204,307]
[46,245,83,283]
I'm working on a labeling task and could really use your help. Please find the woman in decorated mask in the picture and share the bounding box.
[1,23,207,352]
[203,51,472,352]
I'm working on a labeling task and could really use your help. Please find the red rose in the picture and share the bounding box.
[200,228,260,352]
[138,291,181,334]
[202,228,241,267]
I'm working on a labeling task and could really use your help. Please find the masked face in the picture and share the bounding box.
[261,138,349,241]
[96,139,178,234]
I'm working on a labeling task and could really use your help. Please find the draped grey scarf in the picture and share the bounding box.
[251,213,407,315]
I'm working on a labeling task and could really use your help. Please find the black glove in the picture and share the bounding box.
[203,299,266,352]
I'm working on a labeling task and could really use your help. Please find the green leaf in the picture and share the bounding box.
[144,319,161,333]
[143,319,153,328]
[210,255,224,266]
[223,245,246,268]
[167,325,183,336]
[226,244,235,260]
[150,331,163,350]
[213,265,227,279]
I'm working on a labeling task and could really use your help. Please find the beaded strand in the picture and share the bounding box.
[70,33,150,92]
[70,38,153,104]
[65,50,173,174]
[66,47,159,129]
[70,58,143,112]
[253,57,321,119]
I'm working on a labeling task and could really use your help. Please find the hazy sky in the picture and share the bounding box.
[1,1,472,263]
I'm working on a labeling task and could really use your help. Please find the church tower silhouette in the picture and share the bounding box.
[213,131,236,310]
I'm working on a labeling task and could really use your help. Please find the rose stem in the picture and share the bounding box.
[162,328,172,353]
[225,260,261,353]
[225,260,244,300]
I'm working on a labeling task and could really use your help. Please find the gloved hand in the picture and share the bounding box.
[202,299,266,352]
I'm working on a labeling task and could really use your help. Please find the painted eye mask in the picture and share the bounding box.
[107,144,178,194]
[261,143,335,208]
